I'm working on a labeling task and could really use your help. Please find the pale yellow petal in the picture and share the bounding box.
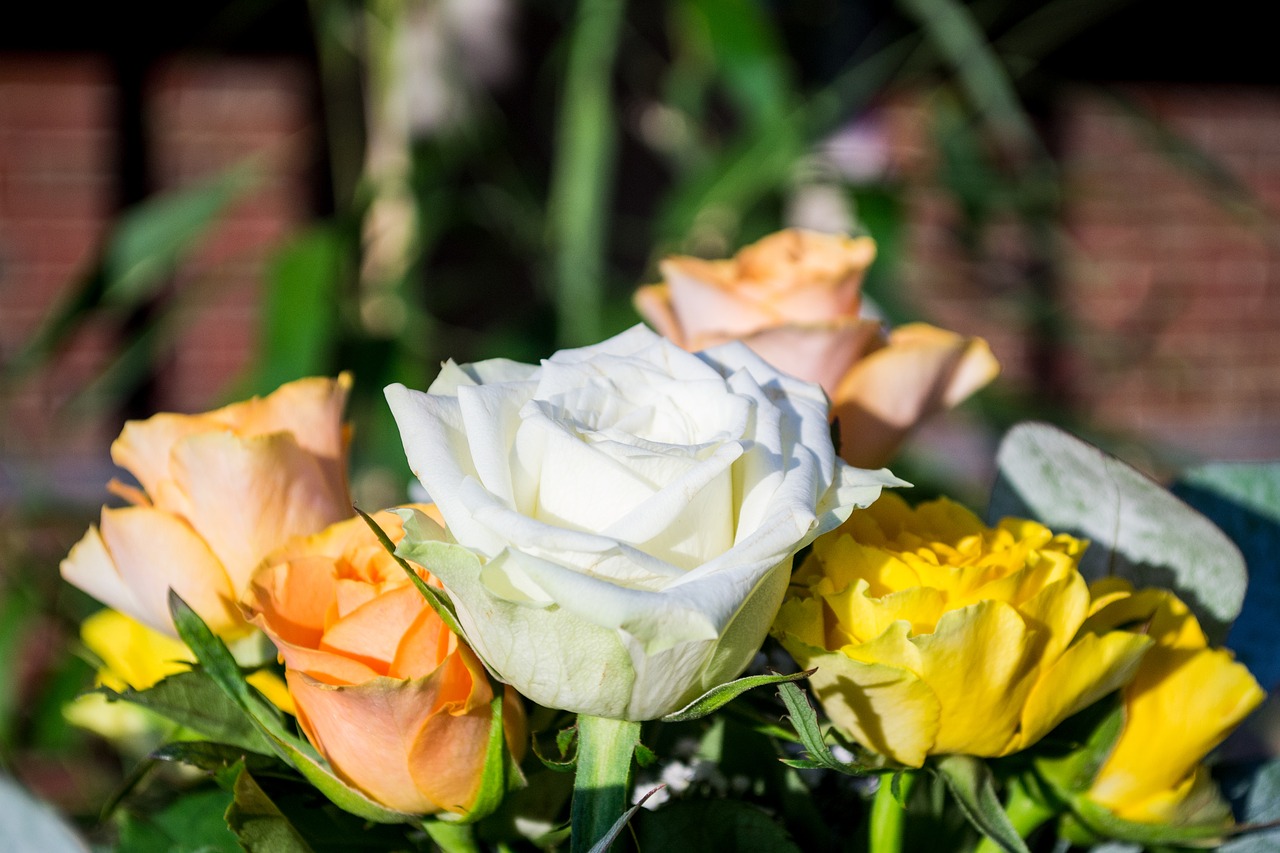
[633,283,687,348]
[833,323,999,468]
[168,431,350,595]
[97,506,241,636]
[60,525,149,631]
[735,319,883,401]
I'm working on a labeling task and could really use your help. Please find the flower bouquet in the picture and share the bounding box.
[23,230,1279,852]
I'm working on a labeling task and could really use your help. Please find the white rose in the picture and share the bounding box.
[385,325,903,720]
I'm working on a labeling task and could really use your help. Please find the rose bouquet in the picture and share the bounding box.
[26,230,1279,852]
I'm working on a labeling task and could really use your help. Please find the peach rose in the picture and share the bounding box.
[242,507,525,816]
[61,375,353,638]
[635,229,999,468]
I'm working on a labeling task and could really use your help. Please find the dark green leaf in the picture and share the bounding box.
[661,669,814,723]
[775,681,876,775]
[226,768,316,853]
[152,741,279,778]
[987,422,1246,641]
[586,786,665,853]
[933,755,1031,853]
[96,669,274,754]
[633,799,802,853]
[117,787,240,853]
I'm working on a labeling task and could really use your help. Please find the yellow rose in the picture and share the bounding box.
[65,609,293,743]
[773,493,1152,767]
[61,376,353,638]
[241,507,526,816]
[634,229,999,467]
[1080,579,1265,825]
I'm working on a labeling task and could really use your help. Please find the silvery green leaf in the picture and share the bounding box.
[1174,462,1280,686]
[0,775,86,853]
[987,422,1245,642]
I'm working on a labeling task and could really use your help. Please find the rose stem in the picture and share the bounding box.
[422,820,480,853]
[570,714,642,853]
[868,771,916,853]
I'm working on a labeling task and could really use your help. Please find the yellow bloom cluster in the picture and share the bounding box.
[774,493,1152,767]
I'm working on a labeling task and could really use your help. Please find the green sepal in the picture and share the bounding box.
[661,669,814,723]
[355,505,465,638]
[533,724,578,773]
[92,668,275,755]
[1063,791,1231,848]
[1031,698,1125,798]
[775,681,877,775]
[168,591,416,825]
[932,755,1031,853]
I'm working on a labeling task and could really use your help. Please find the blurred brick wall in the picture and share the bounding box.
[0,55,313,503]
[885,86,1280,464]
[1058,87,1280,460]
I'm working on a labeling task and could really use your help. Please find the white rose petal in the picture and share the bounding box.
[387,325,906,719]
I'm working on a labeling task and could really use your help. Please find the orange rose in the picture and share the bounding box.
[635,229,999,467]
[61,375,353,638]
[242,506,525,816]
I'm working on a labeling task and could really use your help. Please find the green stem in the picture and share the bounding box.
[972,777,1054,853]
[869,771,916,853]
[570,714,641,853]
[423,819,481,853]
[547,0,626,348]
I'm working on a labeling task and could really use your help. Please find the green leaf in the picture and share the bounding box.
[168,592,415,825]
[933,755,1031,853]
[585,786,664,853]
[225,768,316,853]
[249,226,343,394]
[775,681,876,775]
[633,799,803,853]
[95,669,275,754]
[357,507,465,638]
[151,741,280,778]
[895,0,1039,154]
[117,787,240,853]
[661,669,815,723]
[987,422,1246,642]
[1222,759,1280,852]
[1174,462,1280,686]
